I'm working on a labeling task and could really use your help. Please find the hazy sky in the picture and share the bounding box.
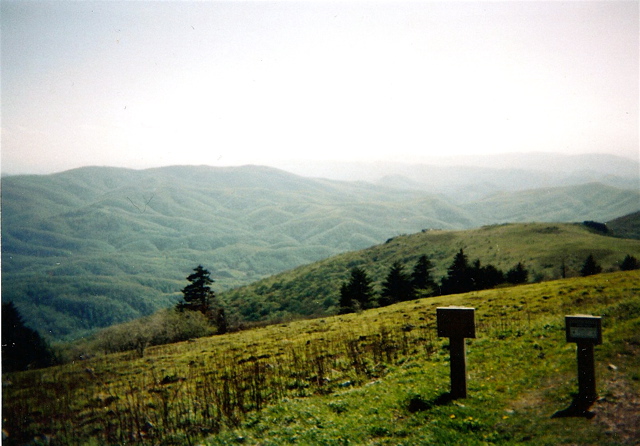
[2,1,638,174]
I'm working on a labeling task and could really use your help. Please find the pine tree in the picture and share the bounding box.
[338,267,375,314]
[506,262,529,284]
[440,249,473,295]
[177,265,215,315]
[2,302,54,372]
[580,254,602,277]
[380,261,415,307]
[338,282,353,315]
[411,255,437,296]
[620,254,639,271]
[477,263,505,289]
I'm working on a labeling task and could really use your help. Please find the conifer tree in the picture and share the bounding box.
[411,255,437,296]
[177,265,215,316]
[580,254,602,277]
[440,249,473,295]
[620,254,639,271]
[338,282,353,315]
[2,302,54,372]
[338,267,375,313]
[476,262,505,289]
[380,261,415,307]
[506,262,529,284]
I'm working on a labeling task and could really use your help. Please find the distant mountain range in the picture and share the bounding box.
[274,152,639,200]
[1,157,638,339]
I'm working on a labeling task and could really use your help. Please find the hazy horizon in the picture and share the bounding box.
[2,1,638,176]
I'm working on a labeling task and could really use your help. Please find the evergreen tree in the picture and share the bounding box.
[466,259,504,290]
[338,282,353,315]
[380,261,415,307]
[177,265,215,315]
[411,255,437,296]
[580,254,602,277]
[506,262,529,284]
[620,254,639,271]
[440,249,473,295]
[338,267,375,314]
[478,263,506,289]
[2,302,54,372]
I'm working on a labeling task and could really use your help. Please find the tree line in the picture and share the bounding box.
[338,251,639,314]
[4,253,639,371]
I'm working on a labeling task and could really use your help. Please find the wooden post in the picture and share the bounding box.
[437,307,476,399]
[449,335,467,399]
[576,342,597,402]
[565,315,601,404]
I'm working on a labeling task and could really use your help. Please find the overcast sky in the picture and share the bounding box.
[2,1,638,175]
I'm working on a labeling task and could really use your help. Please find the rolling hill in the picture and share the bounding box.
[1,164,638,339]
[220,221,640,324]
[607,211,640,240]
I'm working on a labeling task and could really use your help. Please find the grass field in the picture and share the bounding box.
[3,270,639,445]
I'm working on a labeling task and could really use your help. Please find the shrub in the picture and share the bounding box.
[92,309,214,356]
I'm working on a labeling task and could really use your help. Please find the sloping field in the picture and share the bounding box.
[3,270,639,445]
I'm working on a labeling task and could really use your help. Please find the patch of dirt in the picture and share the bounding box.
[505,369,640,445]
[592,373,640,445]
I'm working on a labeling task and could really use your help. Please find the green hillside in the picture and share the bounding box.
[221,222,640,324]
[3,271,639,445]
[2,165,638,340]
[608,211,640,240]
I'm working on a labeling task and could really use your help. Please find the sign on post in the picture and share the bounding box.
[565,315,602,404]
[437,306,476,399]
[566,315,602,344]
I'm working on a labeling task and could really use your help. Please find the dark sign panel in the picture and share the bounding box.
[437,306,476,338]
[565,315,602,345]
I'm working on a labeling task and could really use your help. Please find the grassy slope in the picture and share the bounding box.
[221,222,640,323]
[608,211,640,240]
[3,270,639,445]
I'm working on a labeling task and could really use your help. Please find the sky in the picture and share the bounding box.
[1,0,638,175]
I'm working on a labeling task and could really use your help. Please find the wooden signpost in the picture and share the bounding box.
[565,315,602,404]
[437,306,476,399]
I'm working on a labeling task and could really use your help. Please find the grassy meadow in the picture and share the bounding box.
[3,270,639,445]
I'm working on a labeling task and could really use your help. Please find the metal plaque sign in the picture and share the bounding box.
[565,315,602,345]
[437,306,476,338]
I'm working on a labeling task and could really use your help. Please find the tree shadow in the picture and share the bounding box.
[551,394,598,419]
[407,392,455,413]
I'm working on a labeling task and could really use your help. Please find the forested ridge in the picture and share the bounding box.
[220,221,640,325]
